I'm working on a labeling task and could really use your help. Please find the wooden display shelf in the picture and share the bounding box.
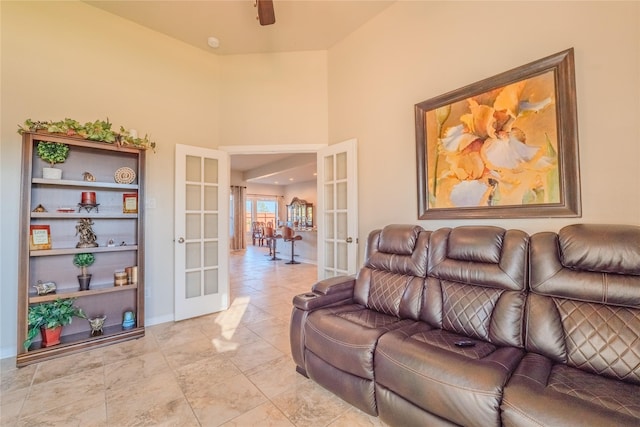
[29,282,138,303]
[16,326,145,367]
[30,245,138,257]
[32,178,138,190]
[31,212,138,219]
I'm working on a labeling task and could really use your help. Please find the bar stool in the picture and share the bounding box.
[268,227,283,261]
[283,226,302,265]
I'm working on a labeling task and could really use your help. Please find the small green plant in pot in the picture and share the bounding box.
[36,141,69,179]
[73,253,95,291]
[24,298,86,349]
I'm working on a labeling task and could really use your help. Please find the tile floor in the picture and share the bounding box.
[1,245,386,426]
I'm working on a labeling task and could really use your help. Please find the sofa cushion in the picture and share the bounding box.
[527,225,640,383]
[375,226,529,427]
[505,224,640,426]
[376,322,524,427]
[302,224,431,415]
[559,224,640,275]
[502,353,640,426]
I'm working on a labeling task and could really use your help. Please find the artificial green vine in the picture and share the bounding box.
[17,118,156,151]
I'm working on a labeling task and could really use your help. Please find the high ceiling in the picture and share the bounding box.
[85,0,395,56]
[84,1,395,185]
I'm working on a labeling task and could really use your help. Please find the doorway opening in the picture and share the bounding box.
[221,144,326,264]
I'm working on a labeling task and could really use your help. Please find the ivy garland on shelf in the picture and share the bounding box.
[17,118,156,151]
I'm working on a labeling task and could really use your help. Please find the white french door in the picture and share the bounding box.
[317,139,359,279]
[174,144,229,321]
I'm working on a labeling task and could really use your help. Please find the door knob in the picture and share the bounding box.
[346,237,353,243]
[177,237,185,244]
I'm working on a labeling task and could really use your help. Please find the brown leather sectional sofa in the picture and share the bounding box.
[289,223,640,426]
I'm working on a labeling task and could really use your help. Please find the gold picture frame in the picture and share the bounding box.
[30,224,51,250]
[415,48,581,219]
[123,193,138,214]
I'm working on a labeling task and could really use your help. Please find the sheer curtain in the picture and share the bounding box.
[277,195,286,226]
[230,186,246,250]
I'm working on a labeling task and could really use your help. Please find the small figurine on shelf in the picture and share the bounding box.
[122,311,135,330]
[75,218,99,248]
[33,280,56,296]
[88,316,106,336]
[82,171,96,182]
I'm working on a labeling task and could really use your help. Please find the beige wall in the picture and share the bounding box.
[329,1,640,242]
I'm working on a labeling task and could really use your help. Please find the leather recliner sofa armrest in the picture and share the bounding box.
[292,275,355,311]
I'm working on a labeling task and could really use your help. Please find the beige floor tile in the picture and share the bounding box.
[174,355,242,391]
[185,373,267,426]
[327,407,389,426]
[1,362,36,393]
[31,348,104,385]
[101,334,159,366]
[0,387,28,425]
[271,380,352,427]
[245,355,308,398]
[221,401,295,426]
[226,338,285,373]
[104,351,168,389]
[109,396,199,427]
[17,394,107,427]
[21,367,105,418]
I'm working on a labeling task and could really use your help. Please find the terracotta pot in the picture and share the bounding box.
[40,325,62,347]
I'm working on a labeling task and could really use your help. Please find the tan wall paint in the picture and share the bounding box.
[328,1,640,248]
[219,52,329,146]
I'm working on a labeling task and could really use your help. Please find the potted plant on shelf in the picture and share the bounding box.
[24,298,86,349]
[36,141,69,179]
[73,253,95,291]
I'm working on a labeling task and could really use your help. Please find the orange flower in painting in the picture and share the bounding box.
[436,80,553,207]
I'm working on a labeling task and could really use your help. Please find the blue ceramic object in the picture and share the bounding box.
[122,311,135,330]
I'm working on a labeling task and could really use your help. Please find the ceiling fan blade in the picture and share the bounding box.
[256,0,275,26]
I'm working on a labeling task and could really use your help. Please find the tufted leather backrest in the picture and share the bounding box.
[422,226,529,347]
[527,224,640,385]
[353,224,431,320]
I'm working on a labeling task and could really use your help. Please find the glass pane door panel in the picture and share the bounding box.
[185,271,201,299]
[337,212,348,240]
[186,242,201,269]
[324,269,336,278]
[204,241,218,267]
[186,156,201,181]
[325,213,335,238]
[337,242,348,271]
[337,182,348,210]
[204,269,219,295]
[186,185,201,210]
[186,214,201,239]
[204,186,218,211]
[203,158,218,184]
[324,155,334,181]
[324,184,334,210]
[336,152,347,180]
[325,244,335,268]
[204,214,219,239]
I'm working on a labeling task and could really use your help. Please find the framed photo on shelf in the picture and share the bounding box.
[30,225,51,250]
[123,193,138,214]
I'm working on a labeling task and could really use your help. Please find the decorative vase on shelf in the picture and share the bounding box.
[122,311,135,330]
[40,325,62,347]
[42,167,62,180]
[78,274,92,291]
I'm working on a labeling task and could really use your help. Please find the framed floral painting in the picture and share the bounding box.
[415,48,581,219]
